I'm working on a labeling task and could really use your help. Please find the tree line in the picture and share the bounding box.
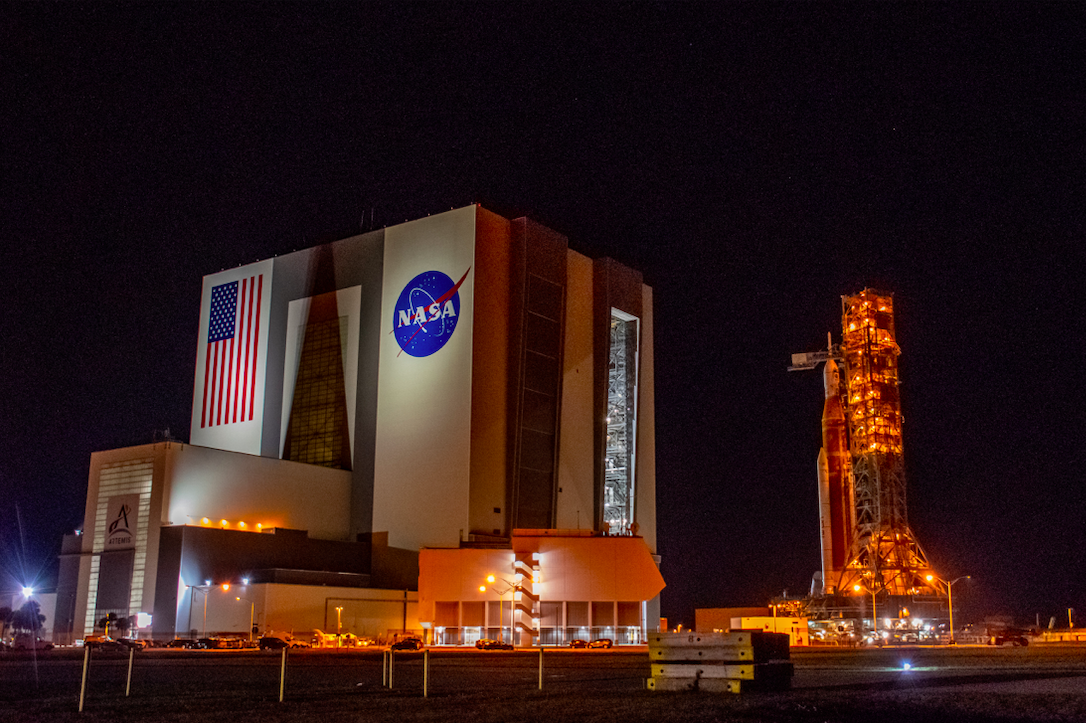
[1,599,46,640]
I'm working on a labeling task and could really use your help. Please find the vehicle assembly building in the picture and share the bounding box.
[792,290,949,638]
[55,205,662,646]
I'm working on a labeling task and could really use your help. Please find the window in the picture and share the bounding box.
[604,310,638,533]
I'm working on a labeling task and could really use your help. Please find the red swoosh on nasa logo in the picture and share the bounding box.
[397,266,471,356]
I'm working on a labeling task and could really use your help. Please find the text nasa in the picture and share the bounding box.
[397,300,457,328]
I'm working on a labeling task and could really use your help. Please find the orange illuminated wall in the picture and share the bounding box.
[417,530,664,636]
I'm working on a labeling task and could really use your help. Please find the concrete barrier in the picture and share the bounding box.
[646,631,793,693]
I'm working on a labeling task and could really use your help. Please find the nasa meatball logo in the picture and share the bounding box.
[393,267,471,357]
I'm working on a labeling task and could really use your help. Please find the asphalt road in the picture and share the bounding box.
[2,645,1085,722]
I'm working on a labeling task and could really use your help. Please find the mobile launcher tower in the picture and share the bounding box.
[791,289,947,631]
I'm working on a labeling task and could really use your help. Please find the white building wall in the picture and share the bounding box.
[73,442,353,639]
[556,251,596,531]
[635,284,657,552]
[174,583,418,643]
[372,207,477,550]
[163,443,351,541]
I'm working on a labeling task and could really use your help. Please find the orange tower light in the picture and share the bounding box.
[792,290,941,600]
[836,290,937,598]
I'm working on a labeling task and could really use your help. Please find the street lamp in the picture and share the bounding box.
[336,606,343,648]
[236,596,256,643]
[188,581,213,639]
[480,573,521,645]
[853,583,879,641]
[944,576,971,645]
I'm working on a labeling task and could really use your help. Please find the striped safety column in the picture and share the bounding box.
[513,552,540,644]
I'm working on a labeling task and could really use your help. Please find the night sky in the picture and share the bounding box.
[3,3,1083,628]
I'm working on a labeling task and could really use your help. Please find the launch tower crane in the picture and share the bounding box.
[791,290,941,607]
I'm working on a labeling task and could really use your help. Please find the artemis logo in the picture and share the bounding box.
[107,503,133,545]
[393,267,471,357]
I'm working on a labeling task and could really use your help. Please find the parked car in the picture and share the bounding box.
[989,628,1031,647]
[588,638,613,649]
[84,636,126,652]
[165,638,194,648]
[117,638,147,650]
[13,633,53,651]
[258,636,290,650]
[568,639,588,648]
[476,639,513,650]
[390,637,423,651]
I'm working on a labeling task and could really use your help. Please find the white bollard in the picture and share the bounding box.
[126,647,134,697]
[279,646,288,702]
[78,645,91,712]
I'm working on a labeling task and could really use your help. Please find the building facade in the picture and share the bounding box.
[60,205,661,644]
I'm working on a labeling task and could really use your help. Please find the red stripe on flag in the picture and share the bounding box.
[227,336,236,423]
[210,342,218,427]
[225,339,233,425]
[217,340,227,426]
[232,280,244,423]
[209,341,220,427]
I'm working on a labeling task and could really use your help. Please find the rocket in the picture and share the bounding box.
[817,359,853,593]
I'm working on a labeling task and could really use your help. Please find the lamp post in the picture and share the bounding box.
[481,573,521,645]
[854,583,878,641]
[336,606,343,648]
[945,576,970,645]
[236,597,255,643]
[192,581,212,638]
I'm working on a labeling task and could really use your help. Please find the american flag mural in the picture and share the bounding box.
[200,275,263,428]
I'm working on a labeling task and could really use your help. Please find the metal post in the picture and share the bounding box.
[948,582,956,645]
[382,649,388,687]
[279,646,287,702]
[126,647,134,697]
[538,647,544,690]
[250,601,254,643]
[389,649,394,689]
[945,576,969,645]
[78,645,90,712]
[872,590,877,640]
[423,649,429,698]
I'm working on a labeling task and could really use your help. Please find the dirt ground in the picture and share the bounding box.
[2,645,1084,723]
